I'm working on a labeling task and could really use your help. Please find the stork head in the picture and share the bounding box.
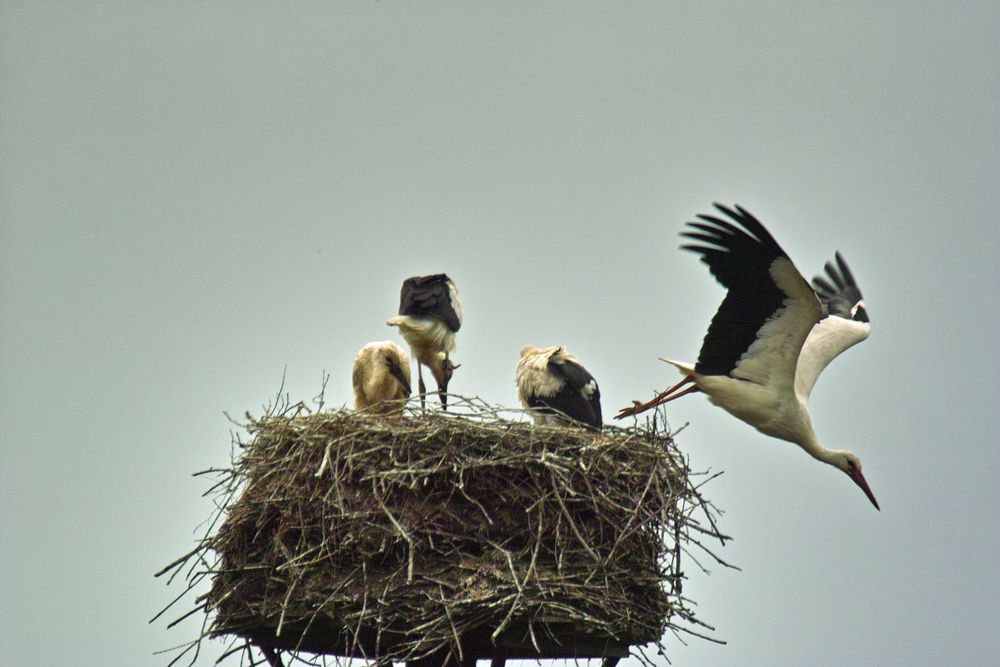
[832,451,880,511]
[429,353,460,407]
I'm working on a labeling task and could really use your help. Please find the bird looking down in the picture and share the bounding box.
[616,203,878,510]
[517,345,603,431]
[352,341,412,414]
[387,273,462,409]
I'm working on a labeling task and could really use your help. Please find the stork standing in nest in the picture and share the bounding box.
[616,203,878,510]
[387,273,462,409]
[352,341,412,414]
[517,345,603,431]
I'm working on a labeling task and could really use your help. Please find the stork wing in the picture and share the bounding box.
[398,274,462,332]
[811,251,869,323]
[795,252,871,401]
[682,204,823,392]
[546,351,603,429]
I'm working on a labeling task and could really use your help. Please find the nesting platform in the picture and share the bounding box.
[157,396,728,666]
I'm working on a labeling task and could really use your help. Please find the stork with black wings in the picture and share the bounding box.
[387,273,462,408]
[517,346,602,431]
[616,204,879,510]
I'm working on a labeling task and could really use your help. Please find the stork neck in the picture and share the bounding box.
[799,434,837,466]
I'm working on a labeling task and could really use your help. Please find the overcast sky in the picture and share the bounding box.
[2,2,998,666]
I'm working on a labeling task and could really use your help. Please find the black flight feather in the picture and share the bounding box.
[812,252,867,322]
[398,274,461,332]
[680,203,790,376]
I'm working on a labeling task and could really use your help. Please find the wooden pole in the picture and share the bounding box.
[258,645,285,667]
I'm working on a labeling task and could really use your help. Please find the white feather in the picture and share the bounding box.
[352,341,411,413]
[515,346,565,405]
[387,315,456,364]
[730,257,824,392]
[795,315,871,402]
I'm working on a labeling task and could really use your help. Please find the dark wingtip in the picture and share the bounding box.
[835,251,859,290]
[825,261,843,289]
[712,202,740,219]
[812,275,835,295]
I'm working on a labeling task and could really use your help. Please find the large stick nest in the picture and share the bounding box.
[157,393,731,666]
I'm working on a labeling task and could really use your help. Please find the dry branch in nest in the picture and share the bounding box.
[156,393,732,666]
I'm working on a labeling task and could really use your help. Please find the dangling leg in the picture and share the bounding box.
[438,352,450,410]
[615,376,699,419]
[417,362,427,410]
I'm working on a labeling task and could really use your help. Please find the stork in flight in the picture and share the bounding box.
[615,203,879,510]
[517,345,603,431]
[352,341,412,414]
[387,273,462,409]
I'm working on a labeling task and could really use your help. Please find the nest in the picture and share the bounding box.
[156,393,731,666]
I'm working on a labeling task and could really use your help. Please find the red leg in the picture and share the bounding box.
[615,376,699,419]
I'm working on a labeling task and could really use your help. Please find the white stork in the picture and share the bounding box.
[517,346,603,431]
[352,341,412,414]
[616,203,879,510]
[386,273,462,409]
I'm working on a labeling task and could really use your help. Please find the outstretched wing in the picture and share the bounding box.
[681,204,822,392]
[795,252,871,400]
[398,274,462,332]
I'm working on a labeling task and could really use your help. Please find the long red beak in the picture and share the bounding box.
[849,468,880,511]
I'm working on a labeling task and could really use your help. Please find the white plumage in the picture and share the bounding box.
[352,341,412,414]
[617,204,879,510]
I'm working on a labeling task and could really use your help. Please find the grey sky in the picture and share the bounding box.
[2,2,998,665]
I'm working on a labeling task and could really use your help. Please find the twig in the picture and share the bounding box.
[154,392,733,666]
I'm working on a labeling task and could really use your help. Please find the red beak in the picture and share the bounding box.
[849,468,880,511]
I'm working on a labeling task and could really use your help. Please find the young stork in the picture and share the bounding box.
[517,346,603,431]
[386,273,462,409]
[615,203,879,510]
[352,341,412,414]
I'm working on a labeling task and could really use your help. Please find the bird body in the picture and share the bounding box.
[352,341,412,414]
[617,204,879,510]
[517,345,602,430]
[666,359,818,446]
[387,273,462,407]
[386,316,455,365]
